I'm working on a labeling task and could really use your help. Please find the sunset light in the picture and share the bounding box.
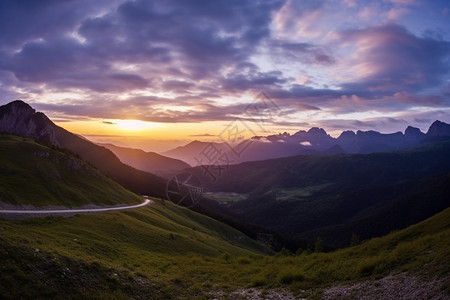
[111,119,158,131]
[0,0,448,150]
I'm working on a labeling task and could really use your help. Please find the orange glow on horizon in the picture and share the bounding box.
[53,119,257,141]
[109,119,158,131]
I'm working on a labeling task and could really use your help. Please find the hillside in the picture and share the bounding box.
[0,134,142,207]
[0,199,272,299]
[191,140,450,248]
[100,143,190,176]
[0,101,167,198]
[0,200,448,299]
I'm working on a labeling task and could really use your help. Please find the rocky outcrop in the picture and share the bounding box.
[0,100,59,146]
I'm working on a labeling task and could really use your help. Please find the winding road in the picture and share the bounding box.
[0,198,152,215]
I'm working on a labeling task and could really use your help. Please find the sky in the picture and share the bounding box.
[0,0,449,152]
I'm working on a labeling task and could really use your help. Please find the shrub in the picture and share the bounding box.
[278,270,305,284]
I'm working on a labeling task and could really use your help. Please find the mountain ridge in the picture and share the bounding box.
[162,119,450,165]
[100,143,190,176]
[0,100,166,198]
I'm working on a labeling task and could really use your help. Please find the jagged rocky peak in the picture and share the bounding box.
[426,120,450,137]
[307,127,327,136]
[404,126,425,139]
[356,130,381,137]
[0,100,58,145]
[337,130,356,139]
[0,100,35,117]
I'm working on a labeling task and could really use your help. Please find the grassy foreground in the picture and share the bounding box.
[0,197,448,299]
[0,135,142,207]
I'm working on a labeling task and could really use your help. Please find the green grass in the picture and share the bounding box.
[0,200,448,299]
[0,135,142,207]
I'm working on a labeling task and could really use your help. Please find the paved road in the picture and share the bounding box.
[0,198,152,214]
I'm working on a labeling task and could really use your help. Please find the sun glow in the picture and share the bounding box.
[112,119,158,131]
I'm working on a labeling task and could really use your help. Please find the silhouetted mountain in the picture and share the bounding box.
[404,126,425,140]
[164,122,447,164]
[162,140,228,166]
[426,120,450,137]
[190,140,450,248]
[0,100,166,197]
[322,144,345,155]
[100,143,190,176]
[291,127,335,150]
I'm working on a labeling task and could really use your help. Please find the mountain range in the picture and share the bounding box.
[162,120,446,166]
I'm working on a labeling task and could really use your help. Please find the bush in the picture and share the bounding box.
[250,276,267,287]
[278,270,305,284]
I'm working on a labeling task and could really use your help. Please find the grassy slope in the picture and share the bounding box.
[0,199,270,299]
[0,135,142,207]
[0,200,448,299]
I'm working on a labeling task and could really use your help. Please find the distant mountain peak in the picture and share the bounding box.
[337,130,356,139]
[404,126,425,139]
[356,130,381,137]
[307,127,327,136]
[426,120,450,137]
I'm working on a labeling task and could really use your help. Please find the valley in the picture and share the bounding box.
[0,100,449,299]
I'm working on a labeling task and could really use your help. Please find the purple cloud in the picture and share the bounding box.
[0,0,449,133]
[339,24,450,93]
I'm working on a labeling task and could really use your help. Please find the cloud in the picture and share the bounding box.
[270,40,335,65]
[1,0,284,94]
[0,0,119,48]
[385,7,410,20]
[0,0,449,133]
[338,24,450,94]
[189,133,215,137]
[274,0,325,38]
[389,0,418,5]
